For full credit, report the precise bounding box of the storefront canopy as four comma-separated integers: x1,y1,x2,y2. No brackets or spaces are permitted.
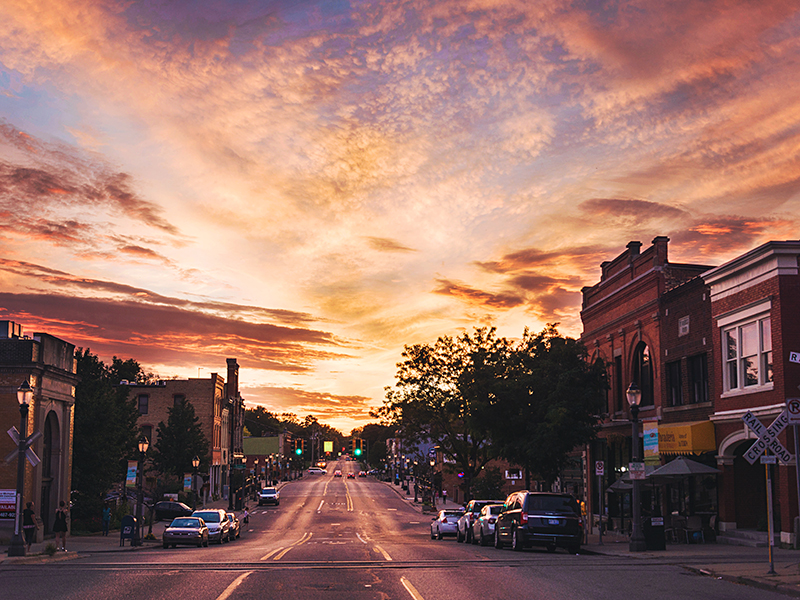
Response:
659,420,715,455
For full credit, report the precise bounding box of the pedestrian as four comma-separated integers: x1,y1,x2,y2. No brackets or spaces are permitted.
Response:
242,507,249,525
53,500,69,551
22,501,37,552
102,502,111,536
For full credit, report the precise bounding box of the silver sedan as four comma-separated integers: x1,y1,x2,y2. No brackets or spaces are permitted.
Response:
430,509,464,540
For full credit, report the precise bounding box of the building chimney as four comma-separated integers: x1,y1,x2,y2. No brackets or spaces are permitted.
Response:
227,358,239,398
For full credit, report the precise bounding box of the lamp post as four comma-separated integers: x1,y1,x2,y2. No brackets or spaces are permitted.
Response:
627,382,647,552
9,380,33,557
429,457,436,510
134,435,149,546
192,455,200,511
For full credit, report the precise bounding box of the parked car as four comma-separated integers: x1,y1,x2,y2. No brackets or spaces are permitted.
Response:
258,486,280,506
457,499,504,543
162,516,209,548
430,509,464,540
192,509,231,544
154,501,193,522
308,467,326,474
472,504,504,546
494,491,582,553
226,512,240,540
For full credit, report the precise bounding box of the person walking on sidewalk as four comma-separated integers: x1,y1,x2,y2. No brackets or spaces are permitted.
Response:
53,500,69,551
22,501,37,552
101,502,111,536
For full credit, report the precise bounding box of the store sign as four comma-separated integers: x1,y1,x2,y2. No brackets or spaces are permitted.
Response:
629,462,646,480
0,489,15,520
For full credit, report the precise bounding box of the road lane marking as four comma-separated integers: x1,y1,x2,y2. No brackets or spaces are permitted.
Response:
356,533,368,544
343,479,354,511
273,532,312,560
260,548,281,560
401,577,425,600
374,544,392,561
216,571,252,600
317,500,325,512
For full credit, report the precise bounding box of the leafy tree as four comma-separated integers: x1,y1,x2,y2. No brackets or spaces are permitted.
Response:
471,467,506,500
152,398,210,479
72,350,143,523
490,325,607,487
378,328,510,500
244,406,284,437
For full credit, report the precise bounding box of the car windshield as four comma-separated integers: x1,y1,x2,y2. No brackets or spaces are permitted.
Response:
194,512,220,522
525,495,579,514
170,518,200,528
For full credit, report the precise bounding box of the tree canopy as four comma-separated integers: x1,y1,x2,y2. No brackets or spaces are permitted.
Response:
152,398,210,479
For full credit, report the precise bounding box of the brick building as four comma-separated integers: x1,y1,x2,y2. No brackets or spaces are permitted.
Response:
703,241,800,543
129,358,244,501
0,321,79,541
580,238,716,530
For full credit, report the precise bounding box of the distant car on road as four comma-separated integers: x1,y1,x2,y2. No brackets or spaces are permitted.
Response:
192,509,231,544
430,509,464,540
334,470,343,477
358,471,367,478
346,472,355,479
308,467,326,474
154,501,193,522
457,499,504,543
162,517,209,548
258,486,280,506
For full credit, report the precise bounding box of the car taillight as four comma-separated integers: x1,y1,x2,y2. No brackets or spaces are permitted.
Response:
520,512,528,524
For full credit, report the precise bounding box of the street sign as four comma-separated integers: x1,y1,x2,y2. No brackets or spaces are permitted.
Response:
790,351,800,364
761,455,777,464
629,462,646,480
595,461,604,476
4,428,41,467
742,410,793,465
788,399,800,425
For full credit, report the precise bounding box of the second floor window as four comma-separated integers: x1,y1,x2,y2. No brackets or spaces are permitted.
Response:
724,316,772,392
666,360,682,407
138,394,149,415
688,354,708,404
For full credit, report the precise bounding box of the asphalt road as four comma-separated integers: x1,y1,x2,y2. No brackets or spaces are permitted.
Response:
0,460,781,599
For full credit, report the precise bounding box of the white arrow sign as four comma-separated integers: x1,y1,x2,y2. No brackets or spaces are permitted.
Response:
743,410,793,465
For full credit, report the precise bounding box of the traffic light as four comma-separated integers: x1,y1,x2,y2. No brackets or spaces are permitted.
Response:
353,438,362,457
295,439,304,455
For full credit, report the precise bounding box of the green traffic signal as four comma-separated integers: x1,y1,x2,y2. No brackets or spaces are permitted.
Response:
295,447,302,455
354,447,362,456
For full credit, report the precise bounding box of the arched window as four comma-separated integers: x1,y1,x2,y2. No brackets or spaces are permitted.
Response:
632,342,654,406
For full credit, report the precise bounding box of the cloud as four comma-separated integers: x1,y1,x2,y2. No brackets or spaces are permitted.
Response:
364,236,416,253
433,278,525,309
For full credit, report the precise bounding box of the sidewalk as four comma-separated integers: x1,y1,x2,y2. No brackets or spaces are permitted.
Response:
382,479,800,597
0,492,265,565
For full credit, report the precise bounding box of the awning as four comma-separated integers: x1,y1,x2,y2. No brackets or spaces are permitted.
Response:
658,421,715,455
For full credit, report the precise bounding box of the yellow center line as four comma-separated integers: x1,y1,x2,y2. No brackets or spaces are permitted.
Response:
400,577,425,600
216,572,252,600
273,532,312,560
374,544,392,561
260,548,281,561
344,479,353,511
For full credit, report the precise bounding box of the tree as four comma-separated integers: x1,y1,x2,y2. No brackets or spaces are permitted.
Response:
152,398,210,479
72,350,142,523
244,406,283,437
378,328,510,500
490,325,607,487
471,467,506,500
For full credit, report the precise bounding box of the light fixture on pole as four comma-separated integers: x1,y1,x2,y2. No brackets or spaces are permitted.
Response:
134,435,149,546
626,382,647,552
429,456,436,510
192,455,200,511
8,380,34,557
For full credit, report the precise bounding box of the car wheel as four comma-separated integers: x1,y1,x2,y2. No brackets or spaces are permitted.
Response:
466,527,473,544
204,539,209,547
494,528,503,549
456,528,464,543
163,542,169,549
431,527,436,540
197,542,202,548
218,536,224,545
437,529,443,540
512,529,523,552
546,543,556,553
479,530,488,546
472,529,480,545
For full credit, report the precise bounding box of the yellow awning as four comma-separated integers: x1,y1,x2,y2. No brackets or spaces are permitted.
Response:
659,421,716,455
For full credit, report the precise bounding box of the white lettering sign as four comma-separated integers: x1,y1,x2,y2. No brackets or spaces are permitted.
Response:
743,410,793,465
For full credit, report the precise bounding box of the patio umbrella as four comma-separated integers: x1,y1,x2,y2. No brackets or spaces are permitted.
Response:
648,456,719,481
607,479,633,493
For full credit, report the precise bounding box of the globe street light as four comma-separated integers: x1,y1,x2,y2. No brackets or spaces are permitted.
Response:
429,456,436,510
627,382,646,552
134,435,149,546
9,380,34,557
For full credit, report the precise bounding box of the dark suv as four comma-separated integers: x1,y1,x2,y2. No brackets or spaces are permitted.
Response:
494,491,582,554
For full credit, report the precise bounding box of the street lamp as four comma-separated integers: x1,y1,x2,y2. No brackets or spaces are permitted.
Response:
429,457,436,510
192,455,200,511
9,380,33,557
134,435,149,546
627,382,646,552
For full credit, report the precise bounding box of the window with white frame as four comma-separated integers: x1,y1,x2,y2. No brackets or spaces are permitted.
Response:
723,316,772,392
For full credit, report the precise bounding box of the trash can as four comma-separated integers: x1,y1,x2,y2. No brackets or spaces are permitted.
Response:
643,516,666,550
120,515,137,546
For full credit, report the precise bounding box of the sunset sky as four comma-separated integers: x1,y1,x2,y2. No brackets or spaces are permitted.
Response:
2,1,799,433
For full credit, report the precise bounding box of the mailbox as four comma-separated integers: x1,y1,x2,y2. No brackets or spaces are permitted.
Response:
120,515,137,546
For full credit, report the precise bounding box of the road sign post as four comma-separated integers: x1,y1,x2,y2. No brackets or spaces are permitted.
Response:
595,461,604,545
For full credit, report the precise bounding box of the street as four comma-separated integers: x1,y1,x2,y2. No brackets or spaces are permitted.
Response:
0,460,782,600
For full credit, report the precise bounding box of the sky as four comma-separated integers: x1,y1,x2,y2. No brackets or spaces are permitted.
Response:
2,0,799,434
